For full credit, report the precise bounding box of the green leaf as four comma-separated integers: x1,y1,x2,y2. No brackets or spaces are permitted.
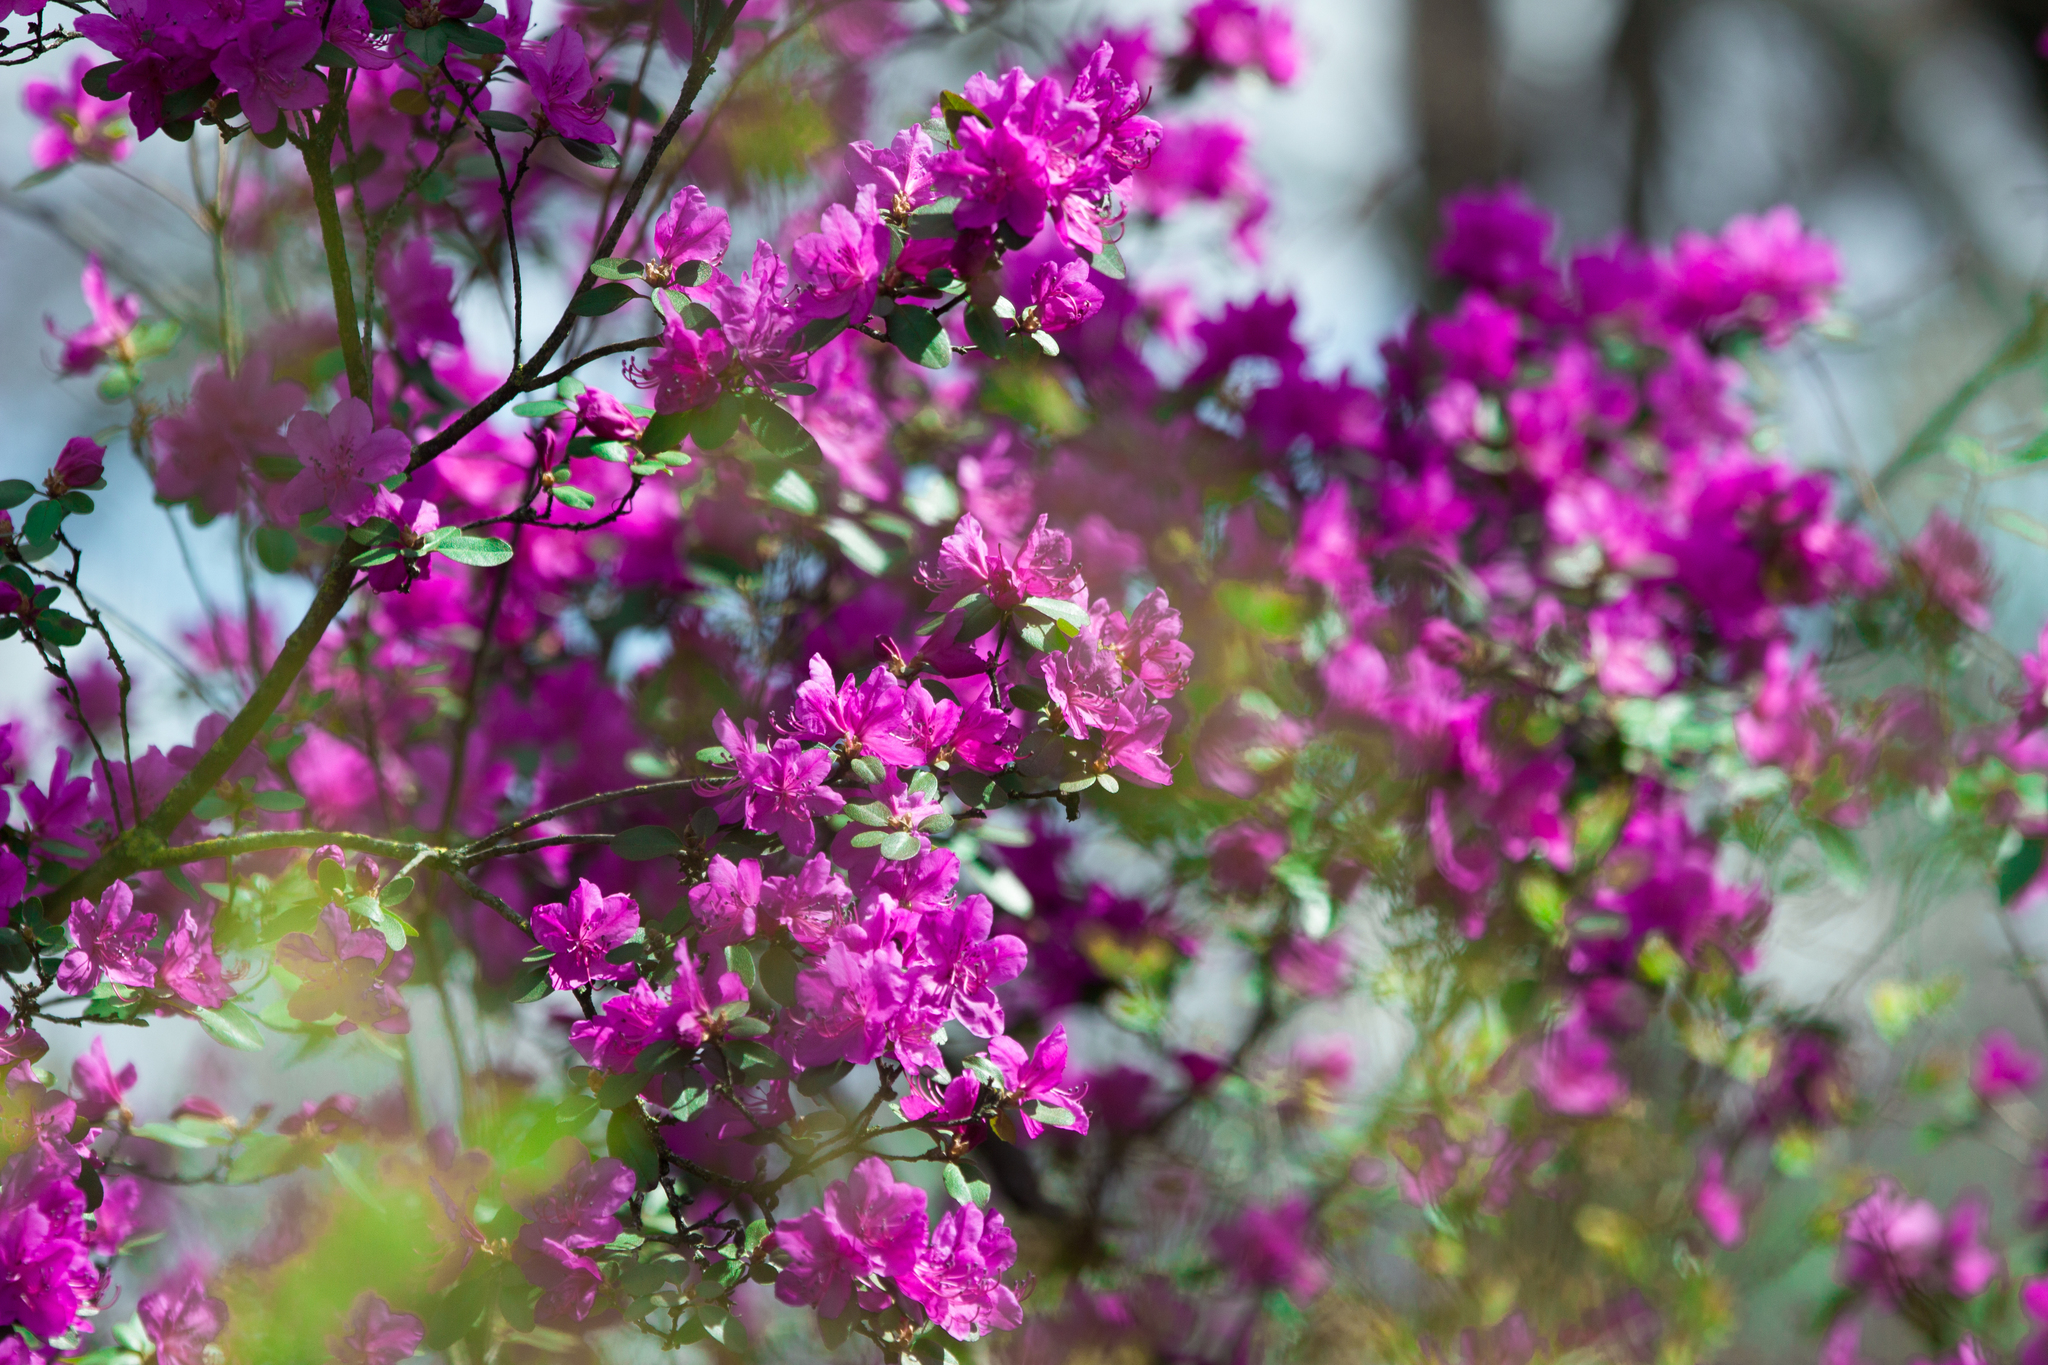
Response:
792,313,848,352
477,109,529,132
607,1108,661,1186
1085,241,1127,280
879,831,921,861
1811,822,1869,894
848,756,886,786
226,1132,302,1184
1988,507,2048,548
887,306,951,369
351,546,400,569
510,961,554,1003
965,305,1010,359
723,943,757,989
939,90,989,139
39,611,89,647
592,257,646,281
250,789,306,812
195,1003,265,1052
0,480,34,510
445,21,504,54
763,469,818,515
597,1069,646,1109
559,137,622,169
253,525,298,573
849,830,889,848
614,825,682,860
672,258,717,287
1215,580,1308,637
907,198,962,240
2000,837,2046,905
552,484,598,511
1024,595,1091,633
727,1038,789,1079
381,876,416,907
23,499,67,544
821,517,891,575
132,1121,229,1150
569,282,642,316
82,61,124,100
942,1161,991,1207
844,801,890,827
739,397,823,466
432,535,515,567
512,398,570,418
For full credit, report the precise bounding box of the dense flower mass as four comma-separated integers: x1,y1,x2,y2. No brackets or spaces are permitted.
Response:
0,0,2043,1362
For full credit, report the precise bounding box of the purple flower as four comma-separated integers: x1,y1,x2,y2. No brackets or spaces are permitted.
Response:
902,1202,1022,1339
377,239,464,361
57,879,157,995
575,389,644,443
1974,1029,2044,1101
1530,1019,1626,1116
74,0,211,141
275,904,408,1032
849,124,940,218
1096,683,1175,786
917,513,1083,611
986,1026,1088,1138
513,1156,635,1321
1434,187,1561,301
23,58,129,171
784,655,921,764
279,398,411,525
139,1266,229,1365
649,185,730,283
1040,631,1125,738
708,712,844,856
791,924,909,1069
1695,1153,1744,1248
688,856,762,950
1905,510,1993,631
899,682,1018,772
328,1292,425,1365
361,492,441,594
1214,1197,1325,1302
1181,0,1299,83
70,1037,135,1124
1022,258,1104,333
771,1157,927,1317
760,855,853,950
532,879,640,991
792,187,891,324
899,1070,980,1124
1837,1181,2001,1304
1208,822,1286,895
0,1154,97,1340
515,28,615,145
47,437,105,497
703,240,806,384
210,16,325,136
912,893,1025,1038
47,256,140,376
322,0,395,69
625,308,732,413
156,912,233,1010
154,356,306,519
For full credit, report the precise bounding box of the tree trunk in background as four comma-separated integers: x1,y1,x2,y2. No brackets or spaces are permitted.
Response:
1410,0,1505,221
1613,0,1679,237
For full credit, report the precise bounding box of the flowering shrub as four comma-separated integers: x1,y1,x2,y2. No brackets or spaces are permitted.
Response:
3,0,2048,1362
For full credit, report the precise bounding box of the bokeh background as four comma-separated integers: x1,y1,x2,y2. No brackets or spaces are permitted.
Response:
12,2,2048,1354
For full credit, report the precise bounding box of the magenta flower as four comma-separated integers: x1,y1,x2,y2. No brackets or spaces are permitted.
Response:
531,878,640,991
328,1292,424,1365
138,1266,229,1365
1973,1029,2044,1101
57,879,157,995
791,927,909,1069
759,854,853,949
703,240,806,383
48,255,140,376
279,398,411,525
361,492,441,594
0,1157,98,1340
1181,0,1299,83
792,186,891,324
515,28,615,145
1213,1197,1326,1302
625,308,732,413
513,1156,635,1321
708,712,844,855
912,893,1025,1038
1040,632,1124,737
275,903,408,1032
849,124,940,216
153,356,307,519
322,0,395,71
47,437,105,496
917,513,1084,611
1694,1153,1744,1248
1022,258,1104,334
1837,1182,2002,1304
899,1069,980,1124
24,57,130,170
376,238,464,360
1905,510,1994,631
210,16,325,136
688,856,762,951
784,655,921,764
986,1025,1088,1138
1096,684,1175,786
899,682,1018,772
575,389,644,443
902,1202,1022,1339
650,185,731,281
771,1157,927,1317
70,1037,136,1124
1530,1019,1626,1116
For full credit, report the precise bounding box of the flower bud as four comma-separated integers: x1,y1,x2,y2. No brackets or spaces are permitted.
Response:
576,389,646,443
47,436,105,495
